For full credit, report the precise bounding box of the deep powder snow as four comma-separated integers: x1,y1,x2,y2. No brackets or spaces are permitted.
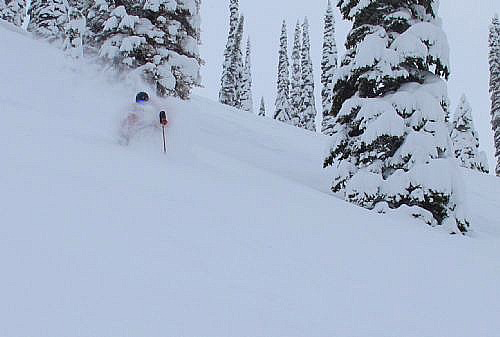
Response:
1,22,500,337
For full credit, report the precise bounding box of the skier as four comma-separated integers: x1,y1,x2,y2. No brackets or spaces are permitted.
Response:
118,92,168,145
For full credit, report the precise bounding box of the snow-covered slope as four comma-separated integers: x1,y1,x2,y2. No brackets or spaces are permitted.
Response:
1,22,500,337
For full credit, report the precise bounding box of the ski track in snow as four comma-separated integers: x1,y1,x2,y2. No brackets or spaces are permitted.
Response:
1,21,500,337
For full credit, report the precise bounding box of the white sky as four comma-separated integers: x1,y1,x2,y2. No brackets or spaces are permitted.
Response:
195,0,500,168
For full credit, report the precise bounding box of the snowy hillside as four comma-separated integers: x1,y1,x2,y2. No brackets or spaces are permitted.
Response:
1,21,500,337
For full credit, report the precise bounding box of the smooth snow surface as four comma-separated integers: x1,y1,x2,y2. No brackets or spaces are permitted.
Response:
1,22,500,337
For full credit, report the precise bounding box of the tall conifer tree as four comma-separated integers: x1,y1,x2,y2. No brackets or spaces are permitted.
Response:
299,17,316,131
231,15,245,108
240,38,253,112
489,14,500,176
451,95,489,173
290,20,302,126
324,0,470,233
321,0,338,136
219,0,240,106
274,20,292,123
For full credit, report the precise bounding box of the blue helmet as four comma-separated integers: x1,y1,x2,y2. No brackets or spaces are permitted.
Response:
136,92,149,103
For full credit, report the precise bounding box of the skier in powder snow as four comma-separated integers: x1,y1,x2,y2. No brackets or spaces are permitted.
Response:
118,92,168,145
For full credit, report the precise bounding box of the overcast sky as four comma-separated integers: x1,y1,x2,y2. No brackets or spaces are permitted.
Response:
195,0,500,169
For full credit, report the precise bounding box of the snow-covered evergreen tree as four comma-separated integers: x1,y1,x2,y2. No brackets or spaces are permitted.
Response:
219,0,240,107
63,7,86,58
274,20,291,123
28,0,69,42
93,0,202,99
324,0,470,233
299,17,316,131
259,96,266,117
240,38,253,112
85,0,113,51
0,0,27,27
489,14,500,176
230,15,245,108
67,0,87,13
289,20,302,126
141,0,202,98
96,5,145,69
320,0,337,136
451,95,489,173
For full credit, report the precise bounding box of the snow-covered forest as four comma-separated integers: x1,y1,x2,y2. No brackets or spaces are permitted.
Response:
215,0,499,233
1,0,203,98
1,0,500,336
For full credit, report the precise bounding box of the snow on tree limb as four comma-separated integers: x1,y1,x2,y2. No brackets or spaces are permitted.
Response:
325,0,470,234
87,0,201,99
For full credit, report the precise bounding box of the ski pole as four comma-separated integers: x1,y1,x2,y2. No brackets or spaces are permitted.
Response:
162,125,167,153
159,111,168,153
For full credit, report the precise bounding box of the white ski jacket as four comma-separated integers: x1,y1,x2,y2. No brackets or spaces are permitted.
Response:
118,99,165,145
